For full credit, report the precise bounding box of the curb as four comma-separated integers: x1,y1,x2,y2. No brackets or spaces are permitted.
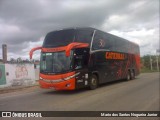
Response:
0,83,39,94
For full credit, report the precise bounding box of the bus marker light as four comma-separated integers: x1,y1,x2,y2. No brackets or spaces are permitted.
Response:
85,81,88,85
85,74,88,79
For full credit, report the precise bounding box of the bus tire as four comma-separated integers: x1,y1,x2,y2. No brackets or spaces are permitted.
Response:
89,75,98,90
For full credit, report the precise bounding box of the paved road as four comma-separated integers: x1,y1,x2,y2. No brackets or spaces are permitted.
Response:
0,73,159,119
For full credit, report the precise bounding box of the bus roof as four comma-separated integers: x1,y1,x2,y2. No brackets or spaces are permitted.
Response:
46,27,138,46
43,27,139,54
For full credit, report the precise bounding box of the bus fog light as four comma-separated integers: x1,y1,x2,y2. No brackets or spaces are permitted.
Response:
66,83,71,87
85,74,88,79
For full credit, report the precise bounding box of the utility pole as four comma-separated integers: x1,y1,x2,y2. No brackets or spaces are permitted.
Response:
156,49,160,71
156,56,159,71
150,55,153,71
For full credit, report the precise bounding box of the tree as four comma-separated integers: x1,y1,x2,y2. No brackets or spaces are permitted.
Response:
17,57,22,63
141,55,160,70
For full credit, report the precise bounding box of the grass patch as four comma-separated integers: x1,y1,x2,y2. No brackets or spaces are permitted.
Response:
140,67,159,73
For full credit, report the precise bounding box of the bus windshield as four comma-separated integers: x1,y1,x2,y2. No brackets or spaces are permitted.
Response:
40,51,74,73
43,29,75,48
43,28,93,48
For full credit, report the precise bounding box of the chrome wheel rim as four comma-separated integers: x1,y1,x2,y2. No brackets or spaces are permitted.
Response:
91,78,97,86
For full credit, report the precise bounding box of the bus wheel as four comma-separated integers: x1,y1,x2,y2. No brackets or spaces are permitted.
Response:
126,71,131,81
89,75,98,90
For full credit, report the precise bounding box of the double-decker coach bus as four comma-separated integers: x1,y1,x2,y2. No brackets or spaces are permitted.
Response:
30,27,140,90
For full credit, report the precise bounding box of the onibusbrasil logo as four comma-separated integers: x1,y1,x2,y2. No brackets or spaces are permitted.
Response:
2,112,42,117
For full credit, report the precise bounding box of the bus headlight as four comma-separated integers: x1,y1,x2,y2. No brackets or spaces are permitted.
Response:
40,72,80,83
63,72,80,81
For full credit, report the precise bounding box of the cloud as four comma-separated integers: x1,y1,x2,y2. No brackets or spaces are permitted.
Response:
109,28,159,55
0,0,159,60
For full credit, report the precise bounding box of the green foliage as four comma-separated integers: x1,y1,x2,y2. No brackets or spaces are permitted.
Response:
141,55,160,72
140,67,158,73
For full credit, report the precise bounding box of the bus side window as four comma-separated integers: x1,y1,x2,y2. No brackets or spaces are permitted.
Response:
92,31,103,50
74,49,89,69
93,31,114,51
74,55,83,69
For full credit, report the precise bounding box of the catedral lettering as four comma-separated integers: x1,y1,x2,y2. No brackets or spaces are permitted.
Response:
106,52,125,60
30,27,140,90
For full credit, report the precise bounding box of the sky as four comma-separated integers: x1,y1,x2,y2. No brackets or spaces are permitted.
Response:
0,0,159,60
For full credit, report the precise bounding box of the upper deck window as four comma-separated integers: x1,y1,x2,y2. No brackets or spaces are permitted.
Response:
76,30,93,44
43,28,94,48
43,29,75,48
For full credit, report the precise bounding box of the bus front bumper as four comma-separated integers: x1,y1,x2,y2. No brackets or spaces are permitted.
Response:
39,78,75,90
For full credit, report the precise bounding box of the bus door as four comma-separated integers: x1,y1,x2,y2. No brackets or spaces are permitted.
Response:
73,48,90,89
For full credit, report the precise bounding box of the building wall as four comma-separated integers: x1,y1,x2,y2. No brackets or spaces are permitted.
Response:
35,68,40,81
0,63,38,88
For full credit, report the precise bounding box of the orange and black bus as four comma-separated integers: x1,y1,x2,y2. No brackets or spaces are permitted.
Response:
30,27,140,90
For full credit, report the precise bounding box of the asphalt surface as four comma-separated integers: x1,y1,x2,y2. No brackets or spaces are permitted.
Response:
0,72,159,119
